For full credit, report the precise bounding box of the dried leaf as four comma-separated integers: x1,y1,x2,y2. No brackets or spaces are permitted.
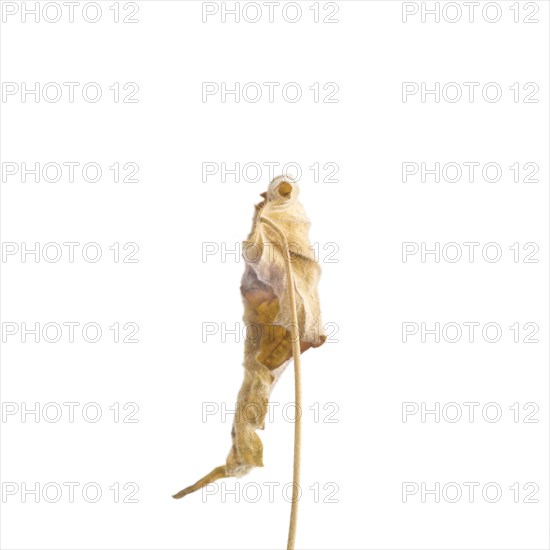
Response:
173,176,325,499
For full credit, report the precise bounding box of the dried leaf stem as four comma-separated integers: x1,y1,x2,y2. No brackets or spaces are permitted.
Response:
259,216,302,550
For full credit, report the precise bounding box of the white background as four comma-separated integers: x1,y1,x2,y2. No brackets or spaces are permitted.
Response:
1,1,549,549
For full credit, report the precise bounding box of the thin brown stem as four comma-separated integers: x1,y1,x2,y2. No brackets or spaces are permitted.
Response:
259,216,302,550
